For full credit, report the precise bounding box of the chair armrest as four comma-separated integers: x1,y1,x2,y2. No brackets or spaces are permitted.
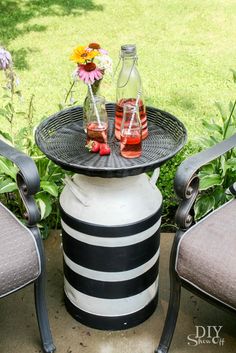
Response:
0,140,40,194
174,133,236,229
0,140,40,225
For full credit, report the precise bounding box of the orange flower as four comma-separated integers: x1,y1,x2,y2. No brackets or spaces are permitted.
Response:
70,45,98,64
88,43,101,50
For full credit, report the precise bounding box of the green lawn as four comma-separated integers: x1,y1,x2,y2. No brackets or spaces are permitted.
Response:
1,0,236,139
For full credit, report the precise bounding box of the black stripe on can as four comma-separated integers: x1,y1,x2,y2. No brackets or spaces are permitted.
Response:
64,291,158,331
60,204,162,237
62,229,160,272
63,259,159,299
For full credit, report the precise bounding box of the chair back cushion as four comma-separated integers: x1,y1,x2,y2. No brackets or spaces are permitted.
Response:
0,202,41,298
176,199,236,310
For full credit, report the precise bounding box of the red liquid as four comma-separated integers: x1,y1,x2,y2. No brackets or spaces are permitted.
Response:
87,122,108,143
115,98,148,140
120,130,142,158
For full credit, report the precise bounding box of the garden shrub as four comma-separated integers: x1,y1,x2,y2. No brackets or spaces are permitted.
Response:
0,47,71,238
158,141,199,231
193,73,236,221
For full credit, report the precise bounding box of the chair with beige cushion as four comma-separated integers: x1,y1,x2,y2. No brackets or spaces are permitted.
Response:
0,140,55,353
156,133,236,353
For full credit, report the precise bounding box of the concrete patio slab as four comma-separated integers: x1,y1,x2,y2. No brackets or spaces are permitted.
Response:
0,232,235,353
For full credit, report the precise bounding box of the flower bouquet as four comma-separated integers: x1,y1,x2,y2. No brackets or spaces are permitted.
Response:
70,42,112,85
70,43,112,155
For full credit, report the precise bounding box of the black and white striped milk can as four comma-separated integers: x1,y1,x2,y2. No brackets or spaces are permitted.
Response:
60,170,162,330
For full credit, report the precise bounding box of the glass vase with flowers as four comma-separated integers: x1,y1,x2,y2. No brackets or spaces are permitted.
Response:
70,42,112,132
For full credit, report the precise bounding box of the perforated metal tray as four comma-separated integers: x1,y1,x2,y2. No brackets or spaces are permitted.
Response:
35,103,187,177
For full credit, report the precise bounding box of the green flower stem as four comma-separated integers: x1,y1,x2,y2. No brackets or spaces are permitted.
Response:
27,94,34,130
5,67,16,145
64,80,75,104
223,98,236,139
223,98,236,160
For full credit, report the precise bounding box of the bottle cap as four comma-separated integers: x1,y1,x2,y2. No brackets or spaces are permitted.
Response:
120,44,137,57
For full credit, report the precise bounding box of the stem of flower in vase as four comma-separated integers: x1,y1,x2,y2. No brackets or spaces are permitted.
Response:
88,83,102,127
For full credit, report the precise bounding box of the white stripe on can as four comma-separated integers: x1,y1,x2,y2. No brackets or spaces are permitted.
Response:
64,277,159,317
64,248,160,282
61,218,161,247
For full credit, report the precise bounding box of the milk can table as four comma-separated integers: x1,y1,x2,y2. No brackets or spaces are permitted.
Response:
35,103,187,330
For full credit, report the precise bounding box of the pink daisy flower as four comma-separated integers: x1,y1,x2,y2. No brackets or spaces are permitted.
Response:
78,63,103,84
98,48,108,55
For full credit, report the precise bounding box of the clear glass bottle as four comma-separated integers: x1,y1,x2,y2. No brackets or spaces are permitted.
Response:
83,78,102,132
115,44,148,140
86,95,108,144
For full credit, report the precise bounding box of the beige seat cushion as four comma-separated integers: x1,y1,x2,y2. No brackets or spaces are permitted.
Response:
176,199,236,310
0,202,41,298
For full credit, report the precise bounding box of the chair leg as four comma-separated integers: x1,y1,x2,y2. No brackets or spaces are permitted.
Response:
155,232,183,353
155,274,181,353
34,273,56,353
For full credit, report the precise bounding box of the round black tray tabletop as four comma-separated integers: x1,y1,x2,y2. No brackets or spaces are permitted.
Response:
35,103,187,177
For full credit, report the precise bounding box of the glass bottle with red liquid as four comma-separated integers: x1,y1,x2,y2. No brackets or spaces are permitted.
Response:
120,103,142,158
115,44,148,140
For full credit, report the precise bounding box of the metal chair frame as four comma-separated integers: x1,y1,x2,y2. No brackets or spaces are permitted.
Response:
0,140,56,353
156,133,236,353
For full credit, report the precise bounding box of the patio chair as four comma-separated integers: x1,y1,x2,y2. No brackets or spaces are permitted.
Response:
156,133,236,353
0,140,56,353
